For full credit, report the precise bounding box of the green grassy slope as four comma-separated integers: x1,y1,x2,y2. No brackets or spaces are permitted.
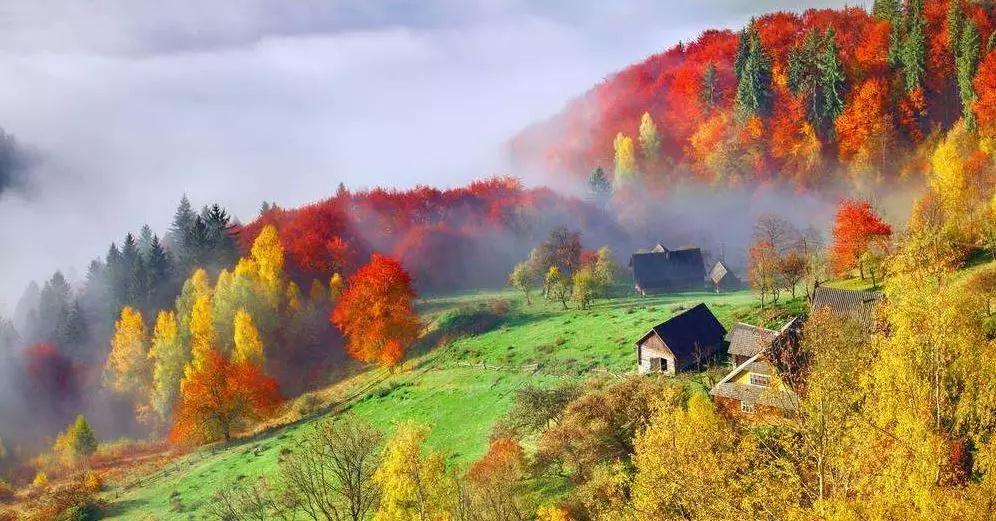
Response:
102,288,801,520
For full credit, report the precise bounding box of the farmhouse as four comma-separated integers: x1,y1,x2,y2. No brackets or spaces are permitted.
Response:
635,303,726,375
810,286,881,327
710,318,802,416
629,244,706,294
709,260,742,292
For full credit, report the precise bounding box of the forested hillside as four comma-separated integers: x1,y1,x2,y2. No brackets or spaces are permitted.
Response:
511,1,996,192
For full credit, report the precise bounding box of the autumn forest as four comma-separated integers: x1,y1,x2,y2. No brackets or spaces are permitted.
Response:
3,0,996,520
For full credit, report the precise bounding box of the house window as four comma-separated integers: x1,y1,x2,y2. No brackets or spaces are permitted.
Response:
649,358,667,372
741,401,755,413
749,374,771,387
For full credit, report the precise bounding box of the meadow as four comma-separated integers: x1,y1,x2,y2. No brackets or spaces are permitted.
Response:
101,286,803,519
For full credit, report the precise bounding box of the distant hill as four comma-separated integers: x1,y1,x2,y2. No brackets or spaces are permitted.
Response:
509,4,996,190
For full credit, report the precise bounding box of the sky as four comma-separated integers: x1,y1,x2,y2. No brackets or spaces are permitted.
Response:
0,0,854,312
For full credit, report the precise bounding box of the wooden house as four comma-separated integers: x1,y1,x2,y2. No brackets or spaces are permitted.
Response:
710,318,802,416
629,245,706,295
708,260,742,292
635,303,726,374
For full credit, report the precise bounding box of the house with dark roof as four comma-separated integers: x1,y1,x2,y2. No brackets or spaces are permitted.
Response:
810,286,881,327
629,245,706,295
635,303,726,375
709,260,742,292
710,317,802,416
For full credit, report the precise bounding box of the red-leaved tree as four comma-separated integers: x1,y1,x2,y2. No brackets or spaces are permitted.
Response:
830,199,892,278
331,254,420,367
170,349,281,444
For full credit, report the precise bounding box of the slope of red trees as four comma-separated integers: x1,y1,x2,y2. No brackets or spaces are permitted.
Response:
238,177,626,293
510,4,996,189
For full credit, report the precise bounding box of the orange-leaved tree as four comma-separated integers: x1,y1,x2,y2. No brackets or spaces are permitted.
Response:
331,254,419,367
830,199,892,278
170,349,280,444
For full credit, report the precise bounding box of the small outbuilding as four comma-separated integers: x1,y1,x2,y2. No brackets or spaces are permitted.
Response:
725,323,778,366
629,245,706,295
809,286,881,328
635,303,727,375
708,260,742,292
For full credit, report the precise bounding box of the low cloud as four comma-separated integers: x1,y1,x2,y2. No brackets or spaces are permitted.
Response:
0,0,851,311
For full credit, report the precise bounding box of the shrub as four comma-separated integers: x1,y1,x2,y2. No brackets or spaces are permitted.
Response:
295,394,322,417
0,510,17,521
31,472,47,490
28,481,105,521
490,299,511,315
0,480,13,503
82,472,102,493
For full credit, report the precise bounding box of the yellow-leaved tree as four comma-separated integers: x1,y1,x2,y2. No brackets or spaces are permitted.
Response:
104,306,151,405
188,294,216,373
632,393,799,520
232,309,264,366
613,132,637,186
251,224,285,303
638,112,660,165
149,310,186,423
374,423,456,521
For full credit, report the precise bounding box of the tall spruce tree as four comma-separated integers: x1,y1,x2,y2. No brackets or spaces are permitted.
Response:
735,25,773,120
201,204,237,269
37,271,71,346
788,30,824,127
701,63,718,110
900,0,927,93
820,28,847,133
138,224,154,257
956,19,981,126
145,234,174,311
121,233,147,307
587,167,612,207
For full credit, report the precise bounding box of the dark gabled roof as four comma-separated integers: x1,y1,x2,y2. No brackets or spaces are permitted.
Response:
630,247,706,289
638,303,727,361
810,287,881,323
726,323,778,357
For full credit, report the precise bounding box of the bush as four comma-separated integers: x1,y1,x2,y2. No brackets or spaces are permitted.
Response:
295,394,322,417
81,472,102,493
0,509,17,521
31,473,47,490
0,480,13,503
28,481,105,521
490,299,511,315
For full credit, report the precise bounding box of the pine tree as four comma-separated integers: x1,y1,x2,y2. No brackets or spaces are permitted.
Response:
788,30,824,128
946,0,964,68
735,26,773,120
59,298,88,359
138,224,154,257
587,167,612,207
37,271,71,346
900,0,927,93
820,27,847,132
956,20,981,126
638,112,661,164
202,203,237,268
701,63,718,110
734,27,750,79
122,233,148,308
145,234,174,310
872,0,899,20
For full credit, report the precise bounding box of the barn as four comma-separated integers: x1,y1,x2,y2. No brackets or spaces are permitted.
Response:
635,303,727,375
629,244,706,294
